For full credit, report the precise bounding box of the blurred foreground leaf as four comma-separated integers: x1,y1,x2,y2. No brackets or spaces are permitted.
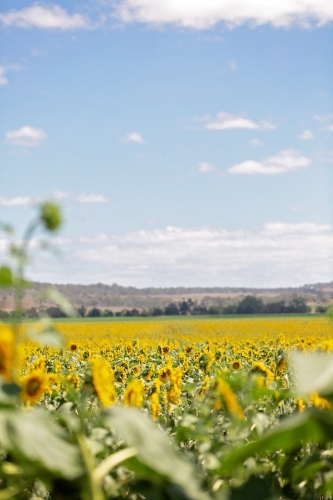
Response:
104,406,211,500
0,409,83,479
27,320,64,347
44,288,78,318
291,351,333,396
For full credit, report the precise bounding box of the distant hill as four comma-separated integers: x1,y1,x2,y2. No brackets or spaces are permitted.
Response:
0,280,332,312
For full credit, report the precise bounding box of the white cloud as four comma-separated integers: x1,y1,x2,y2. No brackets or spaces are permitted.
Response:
0,66,8,85
122,131,145,143
204,112,275,131
229,149,310,175
0,192,108,206
324,125,333,132
0,4,89,30
299,129,314,140
54,222,333,287
0,64,21,85
250,138,263,146
5,126,46,147
198,162,216,173
0,196,34,207
76,193,108,203
113,0,333,29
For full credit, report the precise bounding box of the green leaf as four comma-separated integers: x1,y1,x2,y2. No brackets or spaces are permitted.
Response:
291,455,331,483
291,351,333,396
1,383,21,396
44,288,78,317
104,406,211,500
229,476,274,500
0,408,83,479
219,410,333,475
0,266,14,287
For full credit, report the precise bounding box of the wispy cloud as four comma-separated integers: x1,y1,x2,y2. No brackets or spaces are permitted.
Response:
5,126,46,147
203,112,275,131
0,192,107,206
227,60,238,72
314,114,333,131
121,131,145,143
0,196,34,207
113,0,333,30
198,162,217,173
299,129,314,140
53,191,70,200
0,64,21,85
229,149,310,175
314,114,333,123
75,193,108,203
0,4,90,30
79,234,108,243
250,138,263,146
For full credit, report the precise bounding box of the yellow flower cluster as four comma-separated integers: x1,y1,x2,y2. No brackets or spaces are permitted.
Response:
0,316,332,415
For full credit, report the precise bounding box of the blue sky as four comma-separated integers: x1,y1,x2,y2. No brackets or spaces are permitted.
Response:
1,1,333,287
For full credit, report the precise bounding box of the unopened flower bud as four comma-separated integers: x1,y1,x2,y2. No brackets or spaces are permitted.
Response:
40,202,63,232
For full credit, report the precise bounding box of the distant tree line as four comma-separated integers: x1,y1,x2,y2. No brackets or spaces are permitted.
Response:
1,295,329,319
74,296,313,317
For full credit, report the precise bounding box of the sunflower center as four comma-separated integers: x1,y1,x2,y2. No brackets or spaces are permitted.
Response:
26,378,41,396
0,351,5,371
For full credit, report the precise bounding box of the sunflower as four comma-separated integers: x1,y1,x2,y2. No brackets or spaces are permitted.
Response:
91,358,116,407
215,378,243,420
123,380,144,407
20,371,49,404
53,360,62,373
199,376,210,398
131,365,140,377
251,361,274,385
67,373,81,388
0,340,13,382
149,391,160,419
296,398,305,412
114,366,126,383
158,366,171,383
309,392,332,410
142,364,154,381
230,360,242,370
125,345,132,355
47,373,60,393
70,344,78,352
31,357,46,371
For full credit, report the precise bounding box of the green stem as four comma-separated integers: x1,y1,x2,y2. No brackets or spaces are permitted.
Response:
11,219,38,383
76,434,104,500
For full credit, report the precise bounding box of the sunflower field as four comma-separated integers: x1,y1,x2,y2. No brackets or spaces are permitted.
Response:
2,203,333,500
1,315,333,500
